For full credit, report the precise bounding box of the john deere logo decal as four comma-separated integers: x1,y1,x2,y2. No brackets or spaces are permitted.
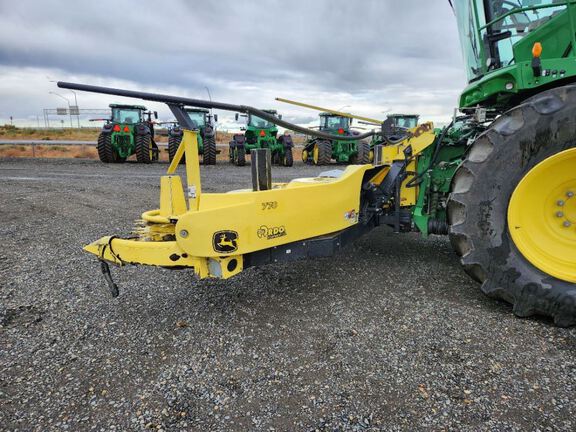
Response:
213,231,238,253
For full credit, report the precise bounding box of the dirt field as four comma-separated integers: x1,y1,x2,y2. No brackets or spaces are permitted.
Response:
0,125,240,143
0,125,103,141
1,157,575,431
0,125,233,161
0,126,306,160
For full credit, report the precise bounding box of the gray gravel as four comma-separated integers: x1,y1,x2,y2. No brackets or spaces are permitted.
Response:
1,157,575,431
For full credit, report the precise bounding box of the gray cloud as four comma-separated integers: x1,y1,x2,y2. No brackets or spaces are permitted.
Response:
0,0,466,127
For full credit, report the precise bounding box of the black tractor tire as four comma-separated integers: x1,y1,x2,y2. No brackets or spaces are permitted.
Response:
447,84,576,327
97,132,123,163
135,133,153,164
229,145,235,164
314,140,332,165
168,135,184,164
151,141,159,162
351,141,371,164
203,135,217,165
235,146,246,167
283,148,294,167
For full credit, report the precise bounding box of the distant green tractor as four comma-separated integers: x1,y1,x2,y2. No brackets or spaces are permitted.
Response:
229,110,293,167
97,104,159,163
167,108,218,165
301,113,370,165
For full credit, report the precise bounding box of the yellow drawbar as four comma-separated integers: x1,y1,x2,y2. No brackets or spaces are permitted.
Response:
83,124,437,280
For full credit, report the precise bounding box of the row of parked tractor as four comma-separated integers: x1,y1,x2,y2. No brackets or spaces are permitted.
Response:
95,102,419,166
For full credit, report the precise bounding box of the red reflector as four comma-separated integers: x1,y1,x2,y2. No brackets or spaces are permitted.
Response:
260,130,266,137
338,128,344,134
113,124,121,132
123,126,130,132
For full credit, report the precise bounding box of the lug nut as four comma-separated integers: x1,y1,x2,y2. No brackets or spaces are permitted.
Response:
557,200,565,206
179,230,189,238
556,211,564,218
563,221,572,228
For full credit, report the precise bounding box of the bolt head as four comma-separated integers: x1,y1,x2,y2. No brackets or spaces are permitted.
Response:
556,211,564,218
557,200,565,207
179,230,189,238
567,191,574,198
563,221,572,228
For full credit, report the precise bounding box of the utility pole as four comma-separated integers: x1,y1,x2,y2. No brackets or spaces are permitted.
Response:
205,86,214,116
49,91,73,128
68,89,80,128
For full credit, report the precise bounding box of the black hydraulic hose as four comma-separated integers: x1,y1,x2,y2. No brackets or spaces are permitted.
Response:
57,82,376,142
404,121,452,189
100,261,119,297
379,133,409,146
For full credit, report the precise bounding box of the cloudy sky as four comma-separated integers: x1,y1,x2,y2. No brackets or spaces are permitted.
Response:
0,0,465,129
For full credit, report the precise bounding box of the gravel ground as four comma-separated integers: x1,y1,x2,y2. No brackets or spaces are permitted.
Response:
1,157,575,431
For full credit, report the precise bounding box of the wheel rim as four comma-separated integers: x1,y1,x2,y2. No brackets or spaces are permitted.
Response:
313,145,319,164
508,148,576,282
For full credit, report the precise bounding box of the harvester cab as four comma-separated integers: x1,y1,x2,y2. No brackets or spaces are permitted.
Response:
168,108,218,165
97,104,159,164
374,113,422,142
387,114,419,130
276,98,372,166
453,0,576,108
229,110,293,167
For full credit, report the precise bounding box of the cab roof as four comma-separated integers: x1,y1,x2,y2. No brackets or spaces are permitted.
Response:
320,112,351,118
387,113,419,118
185,107,209,114
109,103,147,110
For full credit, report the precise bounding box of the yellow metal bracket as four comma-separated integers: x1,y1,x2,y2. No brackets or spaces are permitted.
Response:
377,122,436,165
369,122,436,207
167,130,202,211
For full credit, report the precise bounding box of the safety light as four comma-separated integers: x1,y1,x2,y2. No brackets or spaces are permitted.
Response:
532,42,543,77
532,42,542,58
338,128,344,134
113,124,121,132
123,126,130,132
260,130,266,137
